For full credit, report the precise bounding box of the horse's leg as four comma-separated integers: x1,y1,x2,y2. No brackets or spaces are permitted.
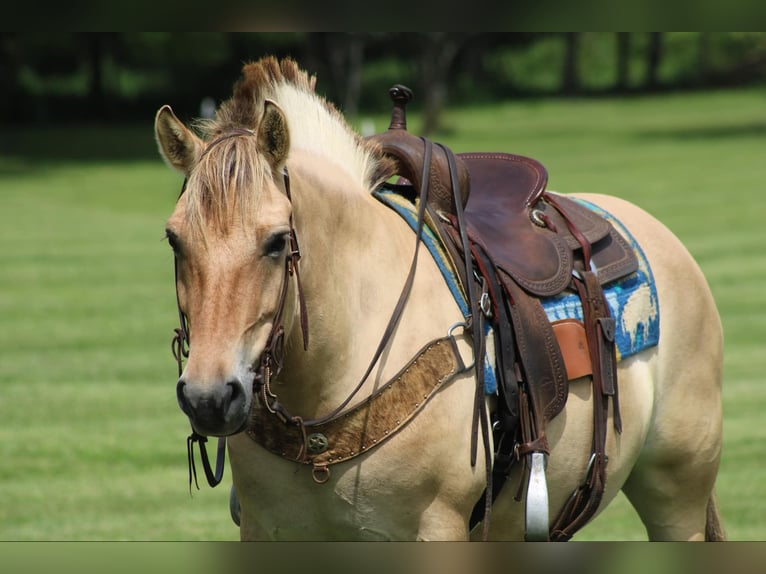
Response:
577,193,724,541
415,502,471,541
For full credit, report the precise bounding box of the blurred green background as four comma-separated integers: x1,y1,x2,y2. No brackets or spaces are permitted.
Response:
1,33,765,540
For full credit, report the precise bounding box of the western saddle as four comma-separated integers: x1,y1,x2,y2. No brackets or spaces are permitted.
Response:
366,85,639,541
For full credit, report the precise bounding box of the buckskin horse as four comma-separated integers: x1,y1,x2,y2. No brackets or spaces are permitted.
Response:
155,57,724,541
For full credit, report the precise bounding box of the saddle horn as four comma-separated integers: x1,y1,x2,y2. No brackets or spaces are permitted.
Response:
365,84,470,214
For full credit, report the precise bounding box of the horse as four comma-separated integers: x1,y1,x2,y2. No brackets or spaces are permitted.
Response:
154,57,724,541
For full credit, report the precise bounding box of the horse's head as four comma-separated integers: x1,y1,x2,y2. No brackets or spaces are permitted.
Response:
155,101,295,437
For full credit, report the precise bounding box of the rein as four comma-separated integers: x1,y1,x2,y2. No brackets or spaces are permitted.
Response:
253,139,449,457
259,139,436,429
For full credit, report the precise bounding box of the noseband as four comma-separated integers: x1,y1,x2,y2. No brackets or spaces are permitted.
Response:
171,128,308,490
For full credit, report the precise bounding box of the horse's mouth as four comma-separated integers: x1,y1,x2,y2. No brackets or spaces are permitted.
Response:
185,407,251,438
177,379,253,437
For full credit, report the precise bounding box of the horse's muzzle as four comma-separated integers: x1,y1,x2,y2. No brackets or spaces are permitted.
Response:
176,378,251,437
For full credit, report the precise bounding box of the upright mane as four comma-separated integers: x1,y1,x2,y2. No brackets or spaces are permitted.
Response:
182,57,395,236
198,57,394,193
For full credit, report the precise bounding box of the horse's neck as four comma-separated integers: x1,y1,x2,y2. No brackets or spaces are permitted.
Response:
276,152,431,417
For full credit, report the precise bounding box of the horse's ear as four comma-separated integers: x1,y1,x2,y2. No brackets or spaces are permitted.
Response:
257,99,290,170
155,105,204,175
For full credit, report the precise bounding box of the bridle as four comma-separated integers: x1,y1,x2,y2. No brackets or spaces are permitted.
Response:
171,130,486,523
171,127,309,490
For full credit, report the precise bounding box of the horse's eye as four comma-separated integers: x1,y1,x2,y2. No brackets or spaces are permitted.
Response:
264,233,288,258
165,229,181,253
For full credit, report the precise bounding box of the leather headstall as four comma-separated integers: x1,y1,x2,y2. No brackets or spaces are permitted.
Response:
171,127,308,491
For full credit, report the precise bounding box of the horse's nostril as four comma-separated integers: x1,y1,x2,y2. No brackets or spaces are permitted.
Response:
225,379,247,421
227,380,242,400
227,379,245,405
176,380,191,413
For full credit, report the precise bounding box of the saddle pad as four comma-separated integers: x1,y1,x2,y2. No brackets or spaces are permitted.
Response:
372,189,660,391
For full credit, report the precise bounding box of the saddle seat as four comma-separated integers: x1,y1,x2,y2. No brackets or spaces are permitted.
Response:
458,152,638,297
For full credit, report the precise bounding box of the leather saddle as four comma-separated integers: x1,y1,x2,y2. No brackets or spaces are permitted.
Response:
365,85,637,299
366,85,639,540
367,85,470,215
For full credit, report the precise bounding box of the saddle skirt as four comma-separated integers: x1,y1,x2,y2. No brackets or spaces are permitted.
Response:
458,153,639,297
542,197,660,362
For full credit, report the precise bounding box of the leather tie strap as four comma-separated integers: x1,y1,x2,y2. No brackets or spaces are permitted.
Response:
541,195,620,540
433,142,494,541
187,431,226,490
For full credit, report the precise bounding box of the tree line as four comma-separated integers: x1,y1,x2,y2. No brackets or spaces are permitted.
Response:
2,32,765,132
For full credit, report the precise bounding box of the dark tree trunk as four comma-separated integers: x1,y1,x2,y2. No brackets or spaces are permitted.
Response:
697,32,711,86
646,32,663,90
562,32,579,95
0,34,22,122
419,33,464,136
310,33,366,117
83,33,108,118
338,34,364,117
616,32,631,92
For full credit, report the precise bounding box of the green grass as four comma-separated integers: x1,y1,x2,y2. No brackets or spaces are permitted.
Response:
2,86,765,540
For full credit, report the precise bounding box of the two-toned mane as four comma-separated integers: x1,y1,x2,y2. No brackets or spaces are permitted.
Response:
155,56,724,541
160,58,393,235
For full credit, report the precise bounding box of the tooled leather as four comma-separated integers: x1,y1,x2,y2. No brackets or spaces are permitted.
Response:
247,337,460,467
500,275,569,425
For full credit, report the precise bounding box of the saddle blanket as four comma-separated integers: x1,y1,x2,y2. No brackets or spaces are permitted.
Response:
373,189,660,394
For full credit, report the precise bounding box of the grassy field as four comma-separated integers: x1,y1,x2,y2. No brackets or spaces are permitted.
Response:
1,87,764,541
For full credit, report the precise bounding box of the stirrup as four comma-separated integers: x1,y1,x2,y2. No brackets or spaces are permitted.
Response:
525,451,550,541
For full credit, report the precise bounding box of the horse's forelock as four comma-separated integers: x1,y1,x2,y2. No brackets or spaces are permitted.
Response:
183,135,269,238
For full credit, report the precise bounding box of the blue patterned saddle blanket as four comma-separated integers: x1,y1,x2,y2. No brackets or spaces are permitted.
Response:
373,189,660,394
